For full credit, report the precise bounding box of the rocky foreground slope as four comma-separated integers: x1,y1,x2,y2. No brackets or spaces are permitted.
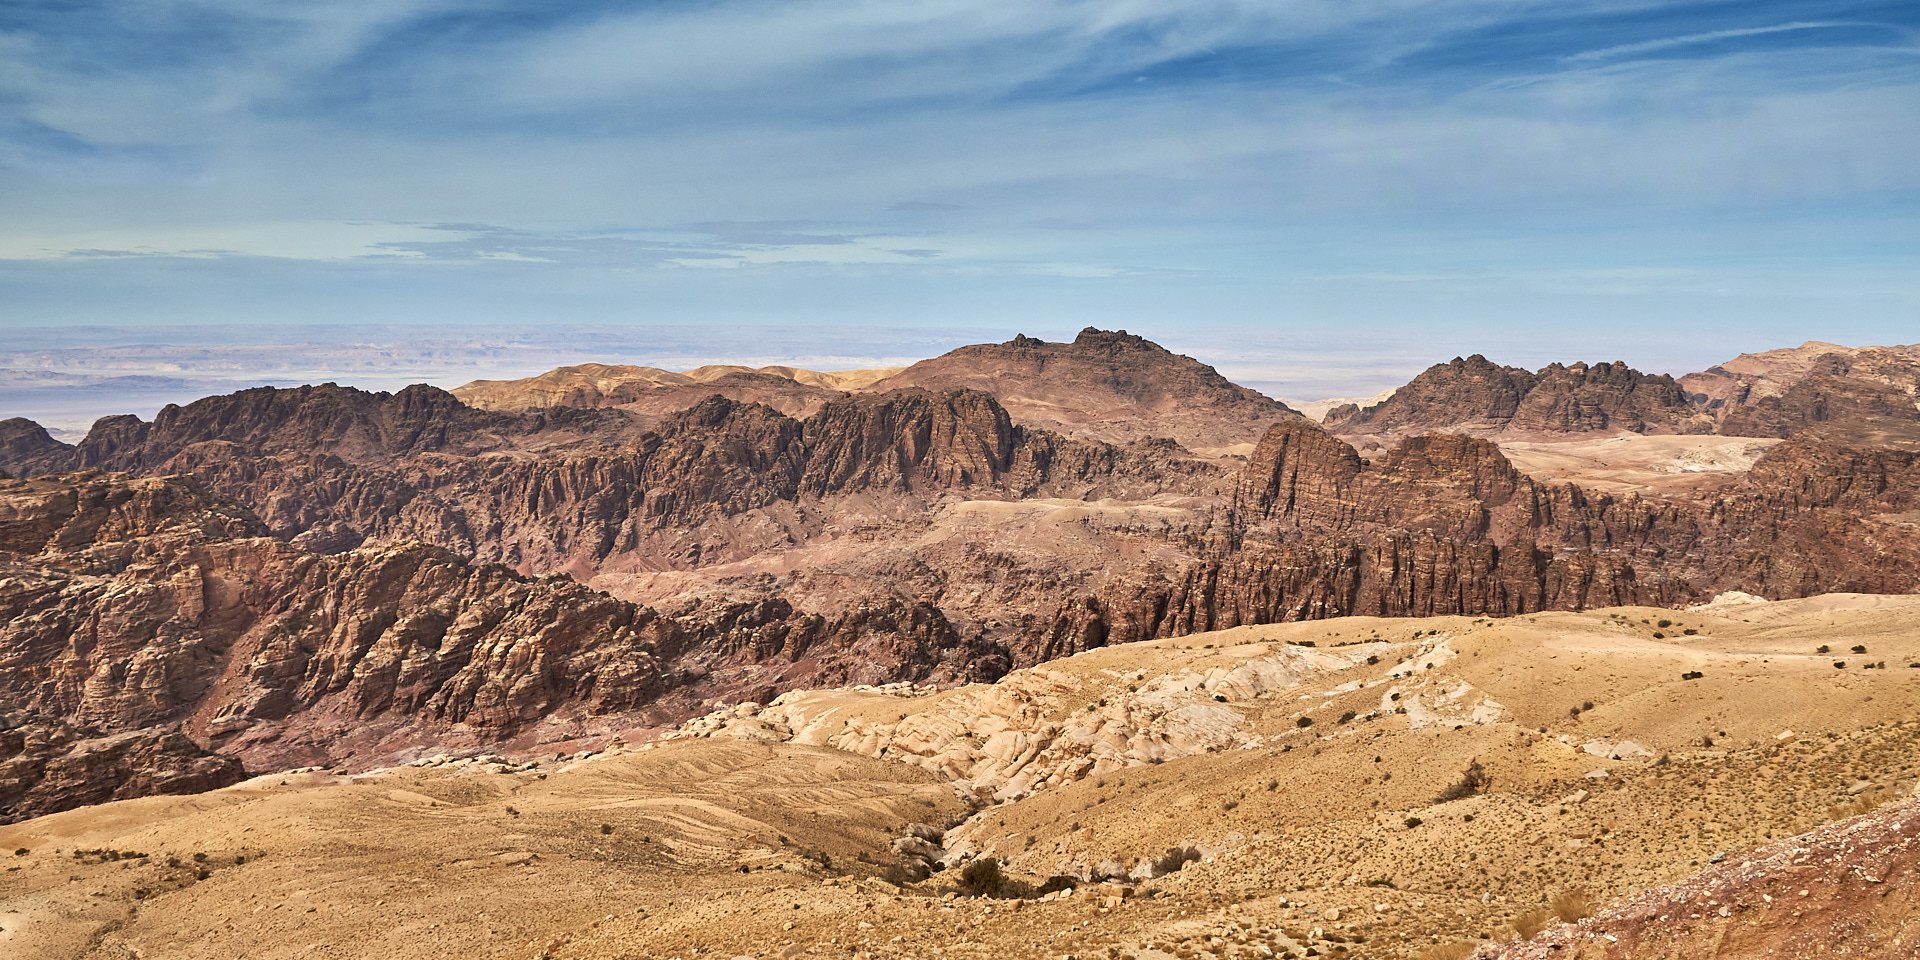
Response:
1,596,1913,959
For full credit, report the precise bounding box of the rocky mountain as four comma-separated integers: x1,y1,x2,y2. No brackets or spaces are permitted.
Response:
5,332,1920,821
454,329,1307,454
863,328,1303,452
1326,355,1711,439
1683,346,1920,437
0,471,1006,818
0,417,76,476
1680,340,1920,406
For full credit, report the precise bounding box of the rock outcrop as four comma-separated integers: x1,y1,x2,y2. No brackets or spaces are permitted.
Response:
0,719,245,824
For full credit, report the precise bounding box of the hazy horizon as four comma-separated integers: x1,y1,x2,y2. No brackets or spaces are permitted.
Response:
3,320,1904,440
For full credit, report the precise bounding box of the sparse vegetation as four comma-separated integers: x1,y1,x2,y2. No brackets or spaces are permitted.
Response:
1404,816,1423,829
1551,888,1593,923
1435,759,1490,803
958,857,1017,897
1513,906,1555,939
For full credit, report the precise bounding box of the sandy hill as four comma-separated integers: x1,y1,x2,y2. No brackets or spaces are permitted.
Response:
4,595,1915,959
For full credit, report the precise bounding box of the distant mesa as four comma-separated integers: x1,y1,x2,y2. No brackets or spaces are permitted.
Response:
452,328,1303,454
452,362,905,423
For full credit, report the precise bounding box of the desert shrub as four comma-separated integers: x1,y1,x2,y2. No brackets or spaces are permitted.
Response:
599,824,613,835
1338,710,1357,724
958,857,1007,897
1297,716,1314,728
1150,845,1203,876
1513,906,1554,939
1404,817,1423,829
1435,760,1490,803
1036,874,1079,895
1551,889,1593,923
881,862,929,886
1652,631,1665,639
1817,645,1831,654
1851,644,1868,654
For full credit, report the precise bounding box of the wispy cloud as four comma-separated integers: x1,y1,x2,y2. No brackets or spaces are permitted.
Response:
1565,21,1889,62
0,0,1915,357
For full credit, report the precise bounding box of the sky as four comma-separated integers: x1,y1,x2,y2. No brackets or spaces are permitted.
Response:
2,1,1918,413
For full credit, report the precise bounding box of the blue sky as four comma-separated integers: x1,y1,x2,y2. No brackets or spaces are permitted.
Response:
2,1,1918,397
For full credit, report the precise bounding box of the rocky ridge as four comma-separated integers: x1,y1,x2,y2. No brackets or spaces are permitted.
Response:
1326,355,1711,439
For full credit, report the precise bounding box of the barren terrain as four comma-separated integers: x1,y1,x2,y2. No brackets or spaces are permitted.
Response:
4,595,1914,960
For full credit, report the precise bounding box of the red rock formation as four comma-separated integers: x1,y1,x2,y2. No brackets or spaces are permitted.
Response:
0,719,244,824
0,472,1006,816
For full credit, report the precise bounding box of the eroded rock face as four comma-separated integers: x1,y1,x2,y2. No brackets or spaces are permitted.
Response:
0,719,244,824
0,472,1006,815
1329,356,1711,438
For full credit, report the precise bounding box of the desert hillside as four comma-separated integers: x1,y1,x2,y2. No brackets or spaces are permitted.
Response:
3,595,1914,959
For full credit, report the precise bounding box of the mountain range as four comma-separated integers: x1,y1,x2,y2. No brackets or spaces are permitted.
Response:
2,329,1918,821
